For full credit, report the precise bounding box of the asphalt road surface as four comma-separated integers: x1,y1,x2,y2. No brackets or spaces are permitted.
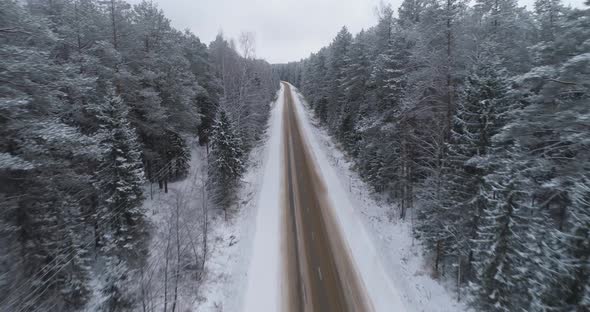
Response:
281,82,371,312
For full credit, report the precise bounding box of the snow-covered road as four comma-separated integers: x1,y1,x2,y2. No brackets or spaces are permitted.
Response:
242,82,408,311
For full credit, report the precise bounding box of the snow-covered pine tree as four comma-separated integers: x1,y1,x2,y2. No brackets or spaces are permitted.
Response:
0,2,98,309
6,194,94,312
474,0,534,73
355,134,389,193
94,88,147,311
533,176,590,311
208,111,245,213
168,131,191,181
511,5,589,307
526,8,590,307
415,119,454,274
301,50,329,111
466,59,547,311
440,52,510,280
398,0,426,28
95,87,147,259
470,149,541,311
337,31,371,156
100,255,136,312
341,30,371,108
415,169,456,277
369,28,409,114
325,27,352,130
534,0,566,42
407,0,467,136
52,198,93,310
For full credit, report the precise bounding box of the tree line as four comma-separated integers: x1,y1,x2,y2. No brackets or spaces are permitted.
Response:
0,0,278,311
277,0,589,310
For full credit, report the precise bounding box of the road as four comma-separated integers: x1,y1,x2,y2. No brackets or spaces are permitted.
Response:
281,82,371,312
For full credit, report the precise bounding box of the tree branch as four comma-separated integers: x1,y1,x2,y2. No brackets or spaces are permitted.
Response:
548,78,577,85
0,28,31,35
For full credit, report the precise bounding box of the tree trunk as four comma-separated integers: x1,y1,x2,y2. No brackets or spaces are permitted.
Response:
457,255,462,301
435,239,443,278
172,200,180,312
202,182,208,272
163,226,172,312
445,0,454,138
109,0,118,50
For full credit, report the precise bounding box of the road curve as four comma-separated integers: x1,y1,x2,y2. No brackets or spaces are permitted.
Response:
281,82,371,312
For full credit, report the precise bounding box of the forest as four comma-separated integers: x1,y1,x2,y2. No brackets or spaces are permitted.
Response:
276,0,590,310
0,0,278,310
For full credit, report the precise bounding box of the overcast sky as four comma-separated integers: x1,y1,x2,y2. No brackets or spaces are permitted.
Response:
127,0,587,64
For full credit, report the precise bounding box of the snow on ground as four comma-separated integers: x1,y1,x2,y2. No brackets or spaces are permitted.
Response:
240,84,285,312
195,138,269,312
140,140,208,312
198,86,285,312
290,84,467,312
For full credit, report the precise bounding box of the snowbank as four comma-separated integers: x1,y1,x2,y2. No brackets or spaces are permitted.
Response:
239,84,285,312
196,136,270,312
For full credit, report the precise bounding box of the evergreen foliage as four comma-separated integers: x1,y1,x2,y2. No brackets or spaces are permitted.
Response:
208,111,245,211
0,0,278,310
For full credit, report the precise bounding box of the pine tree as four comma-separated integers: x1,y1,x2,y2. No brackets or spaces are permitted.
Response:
94,88,147,311
337,31,372,155
167,131,191,181
398,0,426,27
534,176,590,311
439,53,510,278
342,31,371,106
53,199,93,309
208,111,245,213
95,88,147,257
473,0,534,73
100,256,136,312
301,50,329,110
415,163,456,276
0,2,98,309
325,27,352,129
370,7,410,115
527,11,590,308
471,151,540,311
534,0,566,42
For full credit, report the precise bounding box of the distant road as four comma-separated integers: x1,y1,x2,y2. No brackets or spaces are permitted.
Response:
281,82,371,312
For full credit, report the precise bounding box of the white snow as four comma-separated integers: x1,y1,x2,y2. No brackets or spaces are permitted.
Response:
240,84,285,312
196,138,269,312
139,140,208,312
